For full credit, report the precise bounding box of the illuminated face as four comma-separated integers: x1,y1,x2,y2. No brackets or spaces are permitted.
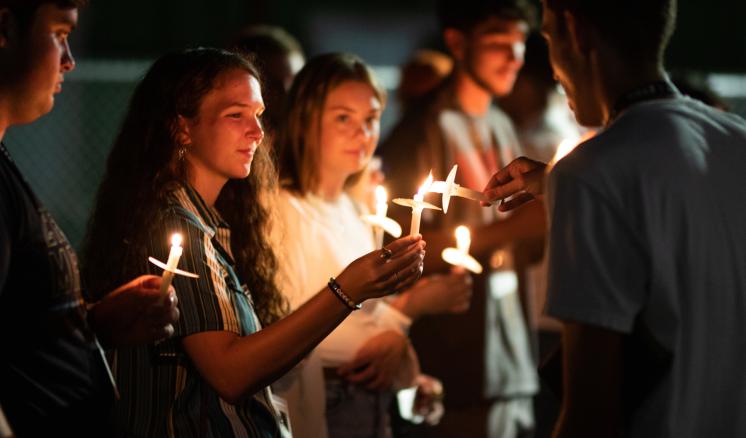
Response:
4,4,77,125
541,6,603,126
182,69,265,185
462,17,529,97
318,80,382,180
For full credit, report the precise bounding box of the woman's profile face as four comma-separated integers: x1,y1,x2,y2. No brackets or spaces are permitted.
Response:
318,80,382,180
181,68,265,185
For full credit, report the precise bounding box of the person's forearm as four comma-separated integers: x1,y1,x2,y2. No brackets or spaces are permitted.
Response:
471,200,547,258
552,405,618,438
186,287,351,403
394,341,420,389
389,291,423,320
552,322,622,438
416,201,546,273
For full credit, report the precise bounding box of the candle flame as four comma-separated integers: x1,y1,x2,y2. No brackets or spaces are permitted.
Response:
417,171,434,198
375,185,387,203
551,138,578,165
550,131,596,166
456,225,471,253
171,233,183,247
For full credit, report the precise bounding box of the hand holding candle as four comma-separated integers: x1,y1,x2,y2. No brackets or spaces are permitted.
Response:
158,234,183,297
441,225,483,274
148,233,198,301
393,172,441,236
361,185,403,249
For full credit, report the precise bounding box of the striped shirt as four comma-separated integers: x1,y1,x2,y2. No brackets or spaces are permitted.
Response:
111,183,286,437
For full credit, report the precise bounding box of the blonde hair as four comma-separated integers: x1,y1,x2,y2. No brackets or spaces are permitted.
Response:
277,52,386,195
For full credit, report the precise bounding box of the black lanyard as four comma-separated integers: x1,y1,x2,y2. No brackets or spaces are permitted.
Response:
608,80,679,124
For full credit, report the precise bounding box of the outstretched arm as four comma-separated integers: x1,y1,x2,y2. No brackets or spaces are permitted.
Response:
182,236,426,404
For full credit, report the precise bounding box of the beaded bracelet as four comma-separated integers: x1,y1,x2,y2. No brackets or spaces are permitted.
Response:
327,277,362,311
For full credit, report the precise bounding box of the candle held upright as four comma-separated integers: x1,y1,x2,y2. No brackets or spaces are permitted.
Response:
456,225,471,262
159,233,183,297
442,225,482,274
411,173,433,236
361,185,403,248
393,171,441,237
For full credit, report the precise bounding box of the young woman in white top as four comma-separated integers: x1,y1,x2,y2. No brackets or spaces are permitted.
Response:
273,53,472,438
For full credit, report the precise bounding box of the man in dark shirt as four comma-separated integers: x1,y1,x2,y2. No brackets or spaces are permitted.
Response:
0,1,179,435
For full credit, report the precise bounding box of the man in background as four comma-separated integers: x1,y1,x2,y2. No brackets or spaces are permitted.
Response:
381,0,544,436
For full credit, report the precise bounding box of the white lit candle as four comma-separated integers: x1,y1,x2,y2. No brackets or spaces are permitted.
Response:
374,185,388,249
456,225,471,260
550,138,577,165
159,233,183,297
362,185,403,248
441,225,482,274
410,173,434,236
393,172,441,237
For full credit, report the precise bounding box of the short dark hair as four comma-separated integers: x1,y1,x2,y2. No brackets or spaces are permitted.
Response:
437,0,537,32
227,25,304,139
543,0,677,63
0,0,87,33
228,24,303,59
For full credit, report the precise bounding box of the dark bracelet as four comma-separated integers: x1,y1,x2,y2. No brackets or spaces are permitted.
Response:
327,277,361,311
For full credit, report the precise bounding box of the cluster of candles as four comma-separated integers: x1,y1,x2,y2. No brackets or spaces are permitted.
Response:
366,165,484,274
153,164,489,297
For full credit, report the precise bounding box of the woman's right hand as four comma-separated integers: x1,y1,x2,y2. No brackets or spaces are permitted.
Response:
402,268,473,318
336,235,426,304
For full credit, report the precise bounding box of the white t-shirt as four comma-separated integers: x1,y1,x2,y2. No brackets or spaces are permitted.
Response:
546,96,746,437
272,189,415,438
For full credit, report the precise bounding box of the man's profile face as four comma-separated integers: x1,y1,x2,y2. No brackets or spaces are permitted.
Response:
4,3,77,126
462,17,528,97
541,6,603,126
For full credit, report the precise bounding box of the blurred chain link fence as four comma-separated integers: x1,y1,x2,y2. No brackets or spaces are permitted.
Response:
4,60,746,251
4,60,150,249
1,60,403,251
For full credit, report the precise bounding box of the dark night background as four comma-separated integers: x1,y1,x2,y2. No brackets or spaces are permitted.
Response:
6,0,746,248
73,0,746,71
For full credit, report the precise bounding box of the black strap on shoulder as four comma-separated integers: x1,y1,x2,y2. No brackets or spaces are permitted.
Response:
609,80,679,124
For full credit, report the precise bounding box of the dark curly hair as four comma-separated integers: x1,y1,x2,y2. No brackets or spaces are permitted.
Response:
82,47,287,326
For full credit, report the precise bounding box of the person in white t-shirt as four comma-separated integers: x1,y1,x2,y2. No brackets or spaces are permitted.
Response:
481,0,746,436
272,53,472,438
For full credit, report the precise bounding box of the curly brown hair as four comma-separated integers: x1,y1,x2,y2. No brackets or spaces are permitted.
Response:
82,48,287,326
